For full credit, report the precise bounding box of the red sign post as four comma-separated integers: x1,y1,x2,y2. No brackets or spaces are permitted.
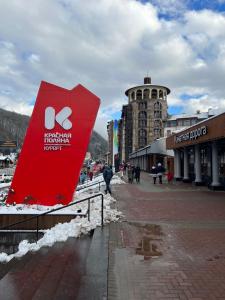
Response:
7,81,100,206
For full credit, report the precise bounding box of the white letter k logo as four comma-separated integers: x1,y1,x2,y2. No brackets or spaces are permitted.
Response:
45,107,72,130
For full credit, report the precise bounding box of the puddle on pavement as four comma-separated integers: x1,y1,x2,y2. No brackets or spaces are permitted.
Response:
131,223,163,260
136,236,162,260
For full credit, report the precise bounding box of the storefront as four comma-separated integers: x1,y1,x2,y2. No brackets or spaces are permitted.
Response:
166,112,225,190
129,138,174,173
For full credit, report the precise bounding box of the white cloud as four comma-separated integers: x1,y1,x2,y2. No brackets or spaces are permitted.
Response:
149,0,187,17
0,0,225,138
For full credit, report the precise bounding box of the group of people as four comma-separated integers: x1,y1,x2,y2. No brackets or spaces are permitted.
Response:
150,163,166,184
127,165,141,184
118,162,141,184
81,160,172,196
79,168,94,184
118,161,169,184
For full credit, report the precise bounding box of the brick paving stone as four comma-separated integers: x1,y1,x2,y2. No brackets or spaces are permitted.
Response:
108,172,225,300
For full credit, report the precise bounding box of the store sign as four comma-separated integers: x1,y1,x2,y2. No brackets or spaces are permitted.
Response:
7,81,100,206
175,125,207,144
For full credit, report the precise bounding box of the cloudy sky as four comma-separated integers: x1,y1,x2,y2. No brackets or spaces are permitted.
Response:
1,0,225,138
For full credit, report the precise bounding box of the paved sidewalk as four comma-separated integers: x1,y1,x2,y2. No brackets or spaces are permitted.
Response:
109,172,225,300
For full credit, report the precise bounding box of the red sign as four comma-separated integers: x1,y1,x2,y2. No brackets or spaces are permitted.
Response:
7,81,100,206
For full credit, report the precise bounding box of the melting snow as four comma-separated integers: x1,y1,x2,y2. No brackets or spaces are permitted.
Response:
0,174,125,263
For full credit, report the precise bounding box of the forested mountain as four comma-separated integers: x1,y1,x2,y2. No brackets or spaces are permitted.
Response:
0,108,107,159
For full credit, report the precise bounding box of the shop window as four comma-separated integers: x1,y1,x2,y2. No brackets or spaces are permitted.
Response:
219,147,225,176
183,119,191,126
171,120,177,127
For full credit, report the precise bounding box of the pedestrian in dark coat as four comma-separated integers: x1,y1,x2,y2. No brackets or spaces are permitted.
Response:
134,166,141,183
156,163,165,184
103,164,113,194
151,166,157,184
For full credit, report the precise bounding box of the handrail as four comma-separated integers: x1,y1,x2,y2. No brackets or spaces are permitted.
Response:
0,193,104,241
77,172,103,186
76,180,105,192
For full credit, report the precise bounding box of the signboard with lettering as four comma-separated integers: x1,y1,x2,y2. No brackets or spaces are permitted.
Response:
0,140,17,148
7,81,100,205
175,126,207,144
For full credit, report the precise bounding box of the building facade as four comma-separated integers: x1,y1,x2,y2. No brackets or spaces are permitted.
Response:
121,77,170,161
129,137,174,173
106,120,114,166
166,112,225,190
164,109,214,137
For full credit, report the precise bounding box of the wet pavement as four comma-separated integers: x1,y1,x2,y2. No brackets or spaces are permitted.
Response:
109,172,225,300
1,174,225,299
0,228,108,300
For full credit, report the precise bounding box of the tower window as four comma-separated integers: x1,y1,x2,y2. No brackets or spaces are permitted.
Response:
154,102,162,118
159,90,163,99
138,129,147,148
139,111,147,119
136,90,142,100
143,89,150,99
138,101,147,110
152,89,157,99
138,119,147,127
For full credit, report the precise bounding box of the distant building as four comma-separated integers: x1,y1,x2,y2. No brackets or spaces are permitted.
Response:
164,109,215,137
0,140,17,155
107,120,114,166
119,77,170,162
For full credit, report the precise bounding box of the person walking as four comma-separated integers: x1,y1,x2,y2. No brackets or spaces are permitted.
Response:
127,165,133,183
156,163,165,184
80,171,87,184
134,165,141,183
151,165,157,184
103,164,113,194
123,161,127,176
119,164,124,178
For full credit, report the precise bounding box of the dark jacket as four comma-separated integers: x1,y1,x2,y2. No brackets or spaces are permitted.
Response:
151,166,157,175
156,165,165,174
134,166,141,177
103,166,113,182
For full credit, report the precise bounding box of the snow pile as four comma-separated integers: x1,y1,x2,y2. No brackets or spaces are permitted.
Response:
111,175,125,185
0,189,8,202
0,176,125,263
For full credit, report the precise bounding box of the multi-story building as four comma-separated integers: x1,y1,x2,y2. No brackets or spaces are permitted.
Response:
121,104,133,162
120,77,170,162
164,109,214,137
106,120,114,166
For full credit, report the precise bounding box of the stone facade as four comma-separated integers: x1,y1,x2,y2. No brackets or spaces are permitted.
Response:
123,77,170,158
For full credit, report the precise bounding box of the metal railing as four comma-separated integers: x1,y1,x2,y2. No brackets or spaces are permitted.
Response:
0,193,104,241
76,180,105,192
77,172,103,186
0,168,15,176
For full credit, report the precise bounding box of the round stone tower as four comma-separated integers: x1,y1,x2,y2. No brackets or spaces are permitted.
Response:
125,77,170,151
